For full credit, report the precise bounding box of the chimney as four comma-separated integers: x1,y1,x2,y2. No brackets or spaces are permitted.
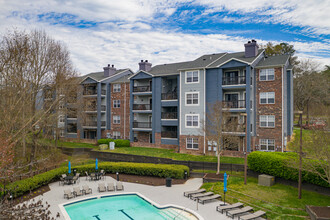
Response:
139,60,152,72
244,39,259,58
103,64,116,77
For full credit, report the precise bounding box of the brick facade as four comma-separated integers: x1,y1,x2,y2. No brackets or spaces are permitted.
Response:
179,135,205,155
256,67,283,151
110,82,130,139
132,132,177,150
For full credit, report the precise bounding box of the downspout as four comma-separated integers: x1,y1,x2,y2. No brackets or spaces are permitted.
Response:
203,68,206,155
282,67,284,152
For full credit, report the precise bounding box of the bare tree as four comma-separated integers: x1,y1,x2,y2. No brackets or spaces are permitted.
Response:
201,101,242,174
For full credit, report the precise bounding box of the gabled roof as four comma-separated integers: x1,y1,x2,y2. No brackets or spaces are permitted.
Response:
255,54,290,68
79,69,128,83
111,74,131,83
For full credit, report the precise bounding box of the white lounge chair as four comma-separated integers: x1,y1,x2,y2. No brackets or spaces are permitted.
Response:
64,189,74,199
216,202,244,213
107,182,115,191
82,185,92,194
116,182,124,191
183,189,206,197
198,194,221,204
226,206,253,219
190,192,213,200
73,187,83,197
239,210,266,220
98,183,106,192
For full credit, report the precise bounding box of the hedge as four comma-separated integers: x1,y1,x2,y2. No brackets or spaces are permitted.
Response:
5,162,189,198
97,139,130,147
248,151,329,188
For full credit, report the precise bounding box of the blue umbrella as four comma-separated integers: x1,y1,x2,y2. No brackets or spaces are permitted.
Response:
95,158,98,171
68,161,71,174
223,172,227,205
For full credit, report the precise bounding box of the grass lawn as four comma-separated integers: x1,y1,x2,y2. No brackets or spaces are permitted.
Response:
108,147,245,164
287,128,314,151
51,140,97,149
202,175,330,219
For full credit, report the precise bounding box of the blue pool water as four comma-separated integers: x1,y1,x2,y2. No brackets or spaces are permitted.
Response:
64,194,195,220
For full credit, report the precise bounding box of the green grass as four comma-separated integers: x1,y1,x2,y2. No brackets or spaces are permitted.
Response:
287,128,313,151
202,176,330,219
56,141,97,148
106,147,245,164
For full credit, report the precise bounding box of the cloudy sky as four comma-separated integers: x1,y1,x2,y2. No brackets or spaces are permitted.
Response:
1,0,329,75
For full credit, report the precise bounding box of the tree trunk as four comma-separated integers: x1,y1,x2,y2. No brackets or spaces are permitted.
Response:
217,151,221,175
306,100,309,126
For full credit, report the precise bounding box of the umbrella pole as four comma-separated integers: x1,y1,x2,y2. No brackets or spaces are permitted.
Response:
224,191,226,205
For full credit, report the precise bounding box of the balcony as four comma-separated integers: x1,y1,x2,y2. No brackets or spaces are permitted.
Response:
133,122,152,129
161,92,178,100
161,131,177,139
161,112,177,119
222,76,246,85
101,105,106,111
133,86,151,93
83,121,106,127
223,100,246,109
223,125,246,133
83,89,106,96
133,104,152,111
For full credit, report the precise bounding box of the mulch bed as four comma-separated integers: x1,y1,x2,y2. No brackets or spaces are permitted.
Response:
107,174,188,186
12,185,51,205
307,206,330,219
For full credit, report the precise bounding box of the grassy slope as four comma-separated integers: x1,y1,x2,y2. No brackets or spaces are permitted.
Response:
110,147,244,164
202,175,330,220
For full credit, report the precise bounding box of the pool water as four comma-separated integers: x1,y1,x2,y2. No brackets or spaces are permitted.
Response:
64,194,197,220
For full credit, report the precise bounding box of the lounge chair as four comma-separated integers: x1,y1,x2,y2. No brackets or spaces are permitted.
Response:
73,187,83,197
59,176,65,186
190,192,213,200
216,202,244,214
64,189,74,199
107,182,115,191
85,172,91,181
72,176,78,184
198,194,221,204
98,183,106,192
183,189,206,197
91,173,96,181
116,182,124,191
226,206,253,219
100,170,105,180
82,185,92,195
238,211,266,220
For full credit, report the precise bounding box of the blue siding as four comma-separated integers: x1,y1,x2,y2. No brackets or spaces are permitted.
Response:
161,138,178,145
96,83,102,140
245,66,251,152
206,68,220,108
287,70,292,136
220,60,247,69
161,100,178,107
177,75,180,147
152,77,162,143
161,120,179,126
81,77,98,84
129,80,134,142
131,71,152,80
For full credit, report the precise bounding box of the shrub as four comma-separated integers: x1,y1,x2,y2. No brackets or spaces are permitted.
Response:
5,162,189,198
248,151,329,187
97,139,114,145
114,139,130,148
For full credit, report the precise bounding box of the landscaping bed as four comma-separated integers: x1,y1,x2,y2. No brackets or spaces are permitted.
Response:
306,206,330,220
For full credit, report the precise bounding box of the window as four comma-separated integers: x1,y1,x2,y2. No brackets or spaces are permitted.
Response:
260,92,275,104
260,69,275,81
186,138,199,149
60,130,65,137
260,139,275,151
186,114,199,128
113,100,120,108
113,115,120,124
260,115,275,127
113,131,121,139
113,84,121,92
186,92,199,105
186,71,199,83
59,115,65,123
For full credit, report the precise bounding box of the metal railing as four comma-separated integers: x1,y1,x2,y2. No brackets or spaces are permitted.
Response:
83,121,106,127
161,131,177,138
83,89,106,95
161,92,178,100
133,104,152,110
223,100,246,108
223,125,246,132
161,112,177,119
100,105,106,111
133,122,152,128
222,76,246,85
133,86,151,92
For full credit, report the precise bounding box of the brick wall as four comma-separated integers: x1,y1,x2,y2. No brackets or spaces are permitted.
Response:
179,135,205,155
132,132,177,150
256,67,283,151
110,82,130,139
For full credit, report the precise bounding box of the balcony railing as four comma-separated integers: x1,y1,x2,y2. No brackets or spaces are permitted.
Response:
101,105,106,111
161,131,177,138
222,76,246,85
223,125,246,133
133,122,152,128
133,86,151,92
83,121,106,127
83,89,106,95
133,104,152,111
223,100,246,108
161,112,177,119
161,92,178,100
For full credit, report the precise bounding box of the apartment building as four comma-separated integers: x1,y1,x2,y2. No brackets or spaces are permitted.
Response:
64,65,133,140
129,40,294,155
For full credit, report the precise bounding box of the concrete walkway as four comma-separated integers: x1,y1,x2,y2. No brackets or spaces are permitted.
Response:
38,176,233,220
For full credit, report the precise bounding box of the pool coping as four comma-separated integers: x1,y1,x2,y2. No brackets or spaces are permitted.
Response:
59,192,204,220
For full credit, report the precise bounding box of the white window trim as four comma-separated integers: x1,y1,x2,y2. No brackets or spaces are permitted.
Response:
259,68,275,81
185,114,200,128
113,100,120,108
185,70,200,84
259,92,275,104
259,115,275,128
185,91,199,106
113,115,121,124
113,131,121,139
113,84,121,92
259,139,275,151
186,137,199,150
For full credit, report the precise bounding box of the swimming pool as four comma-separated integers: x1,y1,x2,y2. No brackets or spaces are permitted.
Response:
61,193,202,220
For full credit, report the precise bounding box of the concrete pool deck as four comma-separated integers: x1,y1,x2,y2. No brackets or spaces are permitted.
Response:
37,176,233,220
